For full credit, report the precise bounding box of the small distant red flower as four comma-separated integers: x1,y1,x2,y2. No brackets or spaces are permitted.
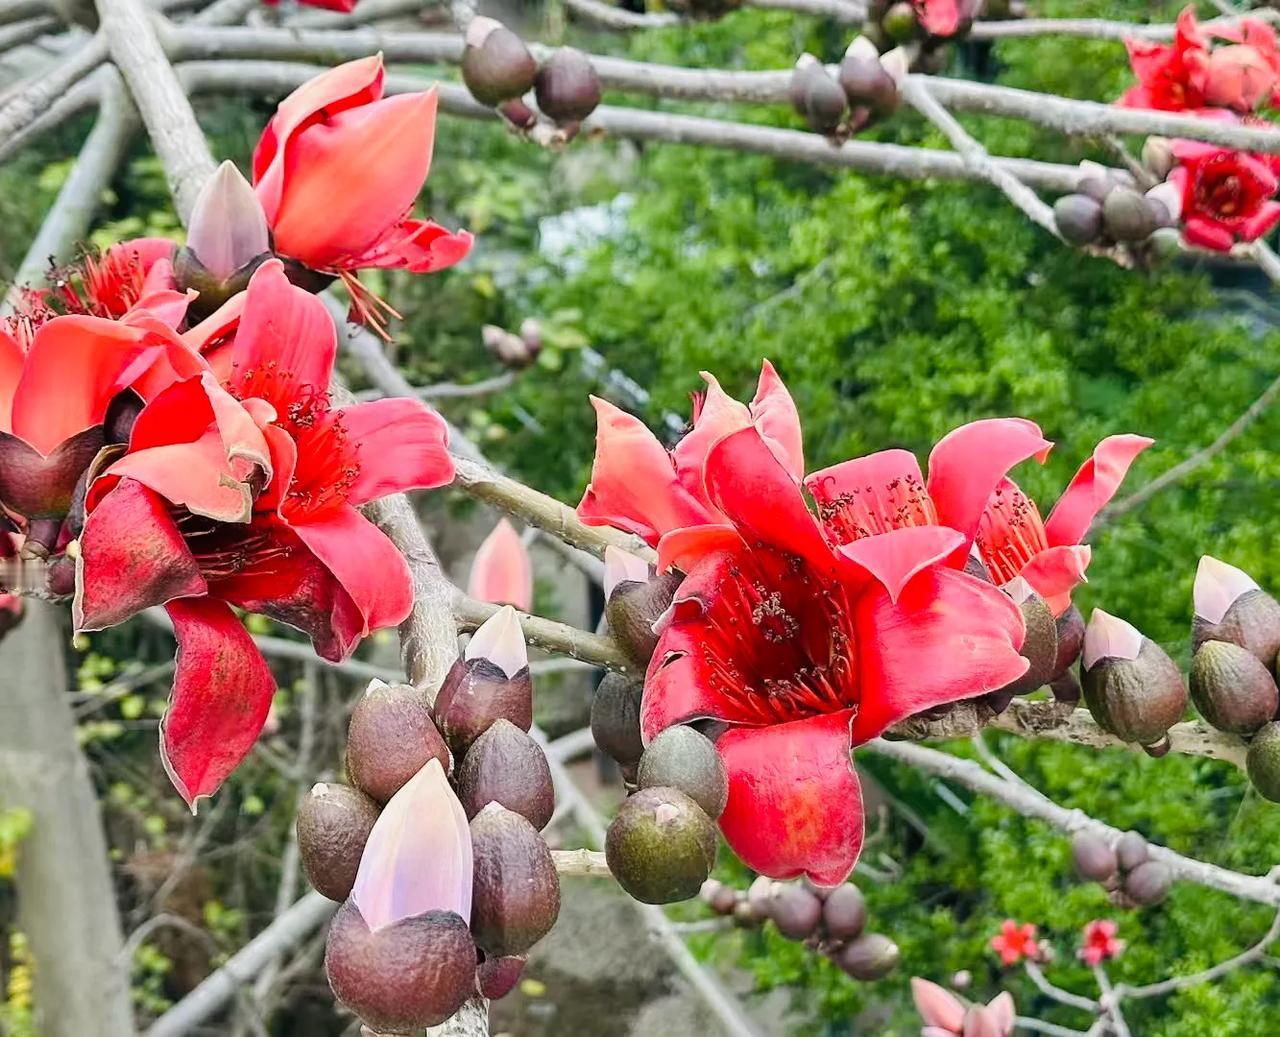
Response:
991,920,1039,966
261,0,356,11
1169,140,1280,251
1080,919,1124,966
912,0,981,39
1119,8,1212,112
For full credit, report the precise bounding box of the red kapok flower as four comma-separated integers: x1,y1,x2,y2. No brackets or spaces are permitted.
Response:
912,0,981,40
75,259,455,807
912,978,1015,1037
1169,140,1280,251
468,518,533,611
252,56,473,282
990,920,1039,966
1118,7,1212,112
262,0,356,12
1080,919,1124,966
577,360,802,547
643,426,1028,885
806,424,1152,616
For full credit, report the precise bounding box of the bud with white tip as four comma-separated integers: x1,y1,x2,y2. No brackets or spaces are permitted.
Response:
604,546,682,666
462,17,537,108
176,161,270,316
1081,610,1188,748
435,606,533,755
1192,556,1280,668
839,38,900,119
789,53,847,136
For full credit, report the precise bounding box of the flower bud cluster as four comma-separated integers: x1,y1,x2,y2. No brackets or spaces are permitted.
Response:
1071,831,1173,908
701,876,900,980
297,607,559,1031
1052,162,1181,253
789,40,908,139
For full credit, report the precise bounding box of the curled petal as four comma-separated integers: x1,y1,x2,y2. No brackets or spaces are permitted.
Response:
715,709,863,885
837,525,963,603
1042,435,1154,547
655,523,741,574
353,219,475,273
749,359,804,481
1017,544,1092,617
911,978,966,1032
161,598,276,810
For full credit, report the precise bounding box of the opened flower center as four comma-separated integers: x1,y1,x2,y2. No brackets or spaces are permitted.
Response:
281,414,360,521
692,548,860,726
974,482,1048,584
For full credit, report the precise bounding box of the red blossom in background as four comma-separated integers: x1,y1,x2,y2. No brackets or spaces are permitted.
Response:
642,419,1028,885
912,0,981,40
1119,8,1212,112
468,518,533,611
252,56,473,285
1080,919,1124,966
577,360,802,547
1169,139,1280,251
991,920,1039,966
261,0,356,12
75,260,455,807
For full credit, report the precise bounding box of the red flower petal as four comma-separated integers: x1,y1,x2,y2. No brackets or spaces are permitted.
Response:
750,360,804,481
268,90,440,269
74,479,207,631
290,504,414,648
926,418,1052,553
1183,216,1237,251
333,397,454,505
716,709,863,885
1240,199,1280,241
655,523,741,574
353,218,474,273
805,448,930,546
12,315,155,455
161,597,276,810
837,525,965,603
228,260,337,414
1042,435,1153,547
850,568,1028,742
1017,544,1092,616
577,396,716,545
253,55,385,221
671,372,753,508
704,426,833,572
0,326,21,433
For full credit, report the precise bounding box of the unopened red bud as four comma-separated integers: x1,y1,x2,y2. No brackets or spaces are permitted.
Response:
1071,832,1118,883
535,48,601,125
325,901,477,1032
1192,556,1280,669
1191,640,1278,735
881,1,918,42
1081,611,1187,747
456,719,554,830
1000,579,1058,696
1247,722,1280,802
1102,187,1157,242
832,932,899,980
605,787,717,905
637,725,728,819
820,883,867,940
436,607,533,755
1053,194,1104,245
1054,605,1086,676
767,882,823,941
476,954,527,1000
297,782,380,901
604,547,682,666
1115,831,1149,872
790,55,846,136
462,17,537,107
346,680,450,804
590,671,645,767
1122,860,1172,906
470,804,561,956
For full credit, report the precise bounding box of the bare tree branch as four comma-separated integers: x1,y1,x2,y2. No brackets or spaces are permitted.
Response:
969,10,1280,42
454,591,638,673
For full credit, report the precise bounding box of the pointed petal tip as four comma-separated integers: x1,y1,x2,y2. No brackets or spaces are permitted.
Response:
188,162,270,280
603,544,652,599
1083,608,1144,669
465,604,528,677
1194,555,1259,623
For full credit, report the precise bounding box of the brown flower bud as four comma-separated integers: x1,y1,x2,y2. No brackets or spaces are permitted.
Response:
347,680,450,804
839,37,900,116
604,547,682,666
476,954,526,1000
767,882,823,941
999,580,1059,696
1102,186,1157,242
462,17,537,107
1122,860,1172,906
1193,556,1280,670
470,805,561,956
1071,832,1118,883
1191,640,1278,735
1053,194,1104,246
435,608,533,756
1247,722,1280,803
1081,611,1188,748
1115,831,1149,872
832,932,899,980
790,55,847,136
590,671,645,767
535,48,602,124
324,901,477,1032
297,783,380,902
821,883,867,940
456,719,555,830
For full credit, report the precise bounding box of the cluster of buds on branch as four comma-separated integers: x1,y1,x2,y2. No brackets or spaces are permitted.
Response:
701,875,902,980
463,18,603,142
298,608,560,1031
1072,831,1173,908
790,41,907,139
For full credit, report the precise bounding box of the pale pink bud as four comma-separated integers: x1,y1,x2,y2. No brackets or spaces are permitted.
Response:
465,604,528,678
187,160,269,280
911,977,965,1032
1082,609,1144,670
468,518,533,611
350,758,472,931
1194,555,1259,624
603,544,652,599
